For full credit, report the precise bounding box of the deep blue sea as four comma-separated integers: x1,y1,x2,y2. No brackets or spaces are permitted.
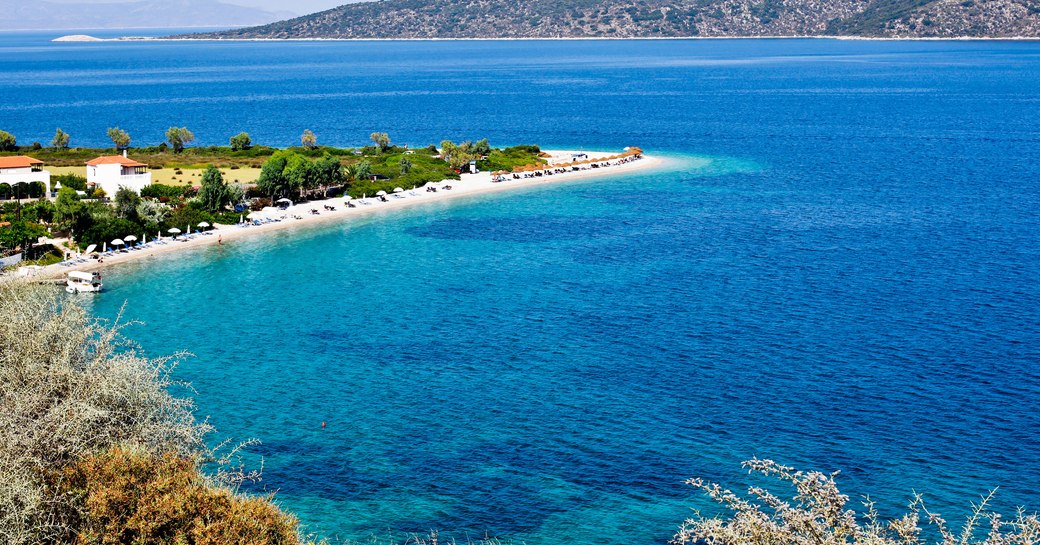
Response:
3,31,1039,544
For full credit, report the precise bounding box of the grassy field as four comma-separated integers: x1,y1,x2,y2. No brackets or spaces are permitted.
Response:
49,166,263,186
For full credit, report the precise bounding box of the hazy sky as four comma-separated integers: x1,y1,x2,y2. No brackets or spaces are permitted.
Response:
43,0,353,17
224,0,349,15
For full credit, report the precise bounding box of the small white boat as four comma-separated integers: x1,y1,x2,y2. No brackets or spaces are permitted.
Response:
66,271,103,293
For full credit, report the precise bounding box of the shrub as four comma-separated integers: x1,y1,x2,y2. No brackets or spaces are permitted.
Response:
57,446,300,545
0,130,16,151
673,458,1040,545
141,184,188,200
230,132,252,151
53,173,87,191
0,283,209,544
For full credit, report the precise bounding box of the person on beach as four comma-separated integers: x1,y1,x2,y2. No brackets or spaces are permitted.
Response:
218,235,223,245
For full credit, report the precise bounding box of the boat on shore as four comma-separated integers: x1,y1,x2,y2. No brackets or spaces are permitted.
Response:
65,271,103,293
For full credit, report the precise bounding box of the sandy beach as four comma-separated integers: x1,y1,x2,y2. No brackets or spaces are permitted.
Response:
20,150,665,282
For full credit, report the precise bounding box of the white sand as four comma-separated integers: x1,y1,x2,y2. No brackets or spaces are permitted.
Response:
24,150,666,282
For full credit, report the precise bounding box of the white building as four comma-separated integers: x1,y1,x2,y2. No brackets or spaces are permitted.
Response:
0,155,51,198
86,152,151,197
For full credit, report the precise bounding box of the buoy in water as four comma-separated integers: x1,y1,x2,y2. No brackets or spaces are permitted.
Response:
321,421,326,428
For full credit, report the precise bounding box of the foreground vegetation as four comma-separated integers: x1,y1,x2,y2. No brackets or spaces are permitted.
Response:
675,458,1040,545
0,282,304,544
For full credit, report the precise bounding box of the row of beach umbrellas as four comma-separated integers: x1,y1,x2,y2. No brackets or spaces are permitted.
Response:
509,148,643,173
105,222,212,250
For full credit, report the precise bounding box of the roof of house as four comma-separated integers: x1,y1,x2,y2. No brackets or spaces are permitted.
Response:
85,155,148,167
0,156,44,169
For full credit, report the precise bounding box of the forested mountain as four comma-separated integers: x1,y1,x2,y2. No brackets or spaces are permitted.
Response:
182,0,1040,39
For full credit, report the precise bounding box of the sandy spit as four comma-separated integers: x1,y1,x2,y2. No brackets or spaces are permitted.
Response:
20,150,669,283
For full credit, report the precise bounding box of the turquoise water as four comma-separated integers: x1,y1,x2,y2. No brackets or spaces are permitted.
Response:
3,34,1039,543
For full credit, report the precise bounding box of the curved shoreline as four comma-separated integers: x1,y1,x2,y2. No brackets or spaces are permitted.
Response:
21,150,668,282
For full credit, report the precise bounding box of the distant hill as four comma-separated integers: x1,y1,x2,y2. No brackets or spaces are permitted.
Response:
181,0,1040,39
0,0,295,30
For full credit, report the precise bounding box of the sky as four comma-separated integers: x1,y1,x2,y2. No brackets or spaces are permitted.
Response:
42,0,353,16
224,0,351,14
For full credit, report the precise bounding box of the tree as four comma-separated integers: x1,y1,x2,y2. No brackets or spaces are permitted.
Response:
0,220,47,253
114,187,141,222
284,153,313,195
472,138,491,156
301,129,317,149
197,166,230,212
51,128,70,149
229,132,252,151
0,130,15,151
136,200,171,226
54,187,82,233
165,126,195,153
343,160,372,184
440,140,476,170
106,127,130,150
256,150,293,198
80,217,138,247
399,156,413,175
227,184,245,207
370,132,391,152
312,153,344,194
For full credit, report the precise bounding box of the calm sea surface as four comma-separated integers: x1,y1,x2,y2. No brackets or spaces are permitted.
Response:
3,32,1040,544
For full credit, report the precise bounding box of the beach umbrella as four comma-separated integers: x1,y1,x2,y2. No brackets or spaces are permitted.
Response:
167,228,181,237
111,239,124,247
375,190,387,196
239,214,244,224
197,221,210,230
393,187,404,193
124,235,137,242
102,242,107,252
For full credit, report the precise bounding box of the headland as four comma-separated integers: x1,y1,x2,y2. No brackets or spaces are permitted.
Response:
19,150,664,282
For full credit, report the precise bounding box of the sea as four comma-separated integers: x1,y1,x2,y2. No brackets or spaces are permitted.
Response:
2,30,1039,544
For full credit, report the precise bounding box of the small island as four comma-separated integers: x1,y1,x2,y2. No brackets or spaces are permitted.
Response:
51,35,105,42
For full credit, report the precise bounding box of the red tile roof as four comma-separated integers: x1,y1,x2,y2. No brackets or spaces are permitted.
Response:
86,155,147,167
0,155,44,169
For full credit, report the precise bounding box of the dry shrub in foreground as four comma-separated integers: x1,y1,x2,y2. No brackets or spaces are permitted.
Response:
58,445,299,545
674,458,1040,545
0,282,300,544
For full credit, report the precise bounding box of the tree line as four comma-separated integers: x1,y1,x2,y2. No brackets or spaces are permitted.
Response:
0,127,397,154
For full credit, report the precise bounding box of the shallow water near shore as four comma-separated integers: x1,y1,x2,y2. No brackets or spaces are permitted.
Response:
6,33,1039,543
